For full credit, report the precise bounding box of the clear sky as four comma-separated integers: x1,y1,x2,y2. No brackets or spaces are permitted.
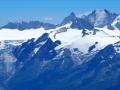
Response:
0,0,120,26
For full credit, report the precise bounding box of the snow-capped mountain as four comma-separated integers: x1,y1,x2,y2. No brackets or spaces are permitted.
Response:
61,12,77,25
0,9,120,31
82,9,118,28
60,12,94,30
60,9,119,30
0,9,120,90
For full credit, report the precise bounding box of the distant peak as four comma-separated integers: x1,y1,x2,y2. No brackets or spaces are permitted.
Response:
69,12,76,17
103,9,109,12
70,12,75,16
92,9,110,14
60,12,76,25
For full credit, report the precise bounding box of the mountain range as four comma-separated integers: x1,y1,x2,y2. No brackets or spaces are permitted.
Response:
1,9,120,30
0,9,120,90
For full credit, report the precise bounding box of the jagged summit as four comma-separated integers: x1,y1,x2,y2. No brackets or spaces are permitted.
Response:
69,12,76,17
0,9,120,30
84,9,118,27
60,12,77,25
60,9,119,30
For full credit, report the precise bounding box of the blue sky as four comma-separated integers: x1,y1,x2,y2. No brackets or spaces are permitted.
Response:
0,0,120,26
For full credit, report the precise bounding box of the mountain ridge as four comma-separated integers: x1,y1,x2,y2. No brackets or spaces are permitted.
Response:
1,9,120,30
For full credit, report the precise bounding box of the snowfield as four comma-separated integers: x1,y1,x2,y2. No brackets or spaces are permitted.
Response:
50,28,120,53
0,28,46,40
0,24,120,53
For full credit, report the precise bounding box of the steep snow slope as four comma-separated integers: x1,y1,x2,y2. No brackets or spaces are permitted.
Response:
111,15,120,29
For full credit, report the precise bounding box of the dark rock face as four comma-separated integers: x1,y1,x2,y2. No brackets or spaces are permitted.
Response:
107,25,115,30
61,12,94,30
6,33,120,90
13,33,61,63
115,22,120,30
61,12,77,25
71,18,94,30
88,42,98,52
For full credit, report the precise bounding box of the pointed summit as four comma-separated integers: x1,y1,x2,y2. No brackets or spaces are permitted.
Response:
85,9,118,27
103,9,110,14
61,12,77,25
69,12,76,17
90,9,110,15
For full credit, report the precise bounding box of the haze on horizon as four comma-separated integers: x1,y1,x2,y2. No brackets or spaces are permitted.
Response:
0,0,119,26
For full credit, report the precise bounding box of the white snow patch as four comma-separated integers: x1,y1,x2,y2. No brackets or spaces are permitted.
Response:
50,28,120,53
0,28,46,40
